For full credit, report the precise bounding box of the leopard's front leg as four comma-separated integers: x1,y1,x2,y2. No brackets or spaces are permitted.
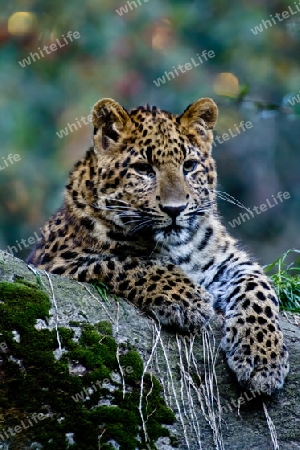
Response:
219,271,289,394
48,255,214,333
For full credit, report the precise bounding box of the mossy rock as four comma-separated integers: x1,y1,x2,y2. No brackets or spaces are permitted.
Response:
1,251,300,449
0,280,175,449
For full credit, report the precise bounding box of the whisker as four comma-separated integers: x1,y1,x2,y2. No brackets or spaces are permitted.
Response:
106,198,131,205
104,206,141,213
101,207,139,214
108,211,142,218
93,196,142,212
106,199,144,212
91,204,142,216
185,199,215,216
130,219,153,235
149,235,163,258
215,190,252,214
123,218,149,224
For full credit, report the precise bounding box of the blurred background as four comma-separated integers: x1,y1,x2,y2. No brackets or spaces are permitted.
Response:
0,0,299,264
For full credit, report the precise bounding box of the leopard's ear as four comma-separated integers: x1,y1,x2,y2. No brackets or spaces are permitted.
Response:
179,98,218,131
92,98,130,150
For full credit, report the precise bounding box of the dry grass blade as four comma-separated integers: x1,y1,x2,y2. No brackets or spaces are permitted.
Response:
263,402,279,450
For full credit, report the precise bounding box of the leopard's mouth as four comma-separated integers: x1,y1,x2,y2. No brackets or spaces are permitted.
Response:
163,223,183,234
154,213,202,243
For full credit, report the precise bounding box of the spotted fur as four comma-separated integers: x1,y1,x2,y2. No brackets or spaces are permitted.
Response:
28,97,289,394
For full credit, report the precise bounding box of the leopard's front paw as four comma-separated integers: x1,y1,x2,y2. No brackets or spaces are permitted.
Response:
223,327,289,394
146,286,214,333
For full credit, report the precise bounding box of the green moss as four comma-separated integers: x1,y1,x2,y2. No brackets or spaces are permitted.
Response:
0,280,175,449
96,320,113,336
69,320,80,327
119,349,144,382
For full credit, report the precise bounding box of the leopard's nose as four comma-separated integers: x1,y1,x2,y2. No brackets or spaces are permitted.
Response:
160,204,187,219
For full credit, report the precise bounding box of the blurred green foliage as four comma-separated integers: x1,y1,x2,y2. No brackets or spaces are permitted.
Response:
0,0,299,262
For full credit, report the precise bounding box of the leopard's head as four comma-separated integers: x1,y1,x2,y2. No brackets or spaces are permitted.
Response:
91,97,218,242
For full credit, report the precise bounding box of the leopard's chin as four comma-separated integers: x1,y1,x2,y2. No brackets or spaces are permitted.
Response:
154,225,193,247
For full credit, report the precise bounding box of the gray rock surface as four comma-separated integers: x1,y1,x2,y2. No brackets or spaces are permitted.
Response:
0,249,299,450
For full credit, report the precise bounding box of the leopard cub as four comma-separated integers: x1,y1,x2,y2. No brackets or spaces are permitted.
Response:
28,97,289,394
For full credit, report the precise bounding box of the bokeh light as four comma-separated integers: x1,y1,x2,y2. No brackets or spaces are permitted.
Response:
7,11,37,36
213,72,240,97
151,19,173,50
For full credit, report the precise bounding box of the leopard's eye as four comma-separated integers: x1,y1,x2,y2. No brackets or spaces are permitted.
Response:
183,160,198,173
132,163,155,176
